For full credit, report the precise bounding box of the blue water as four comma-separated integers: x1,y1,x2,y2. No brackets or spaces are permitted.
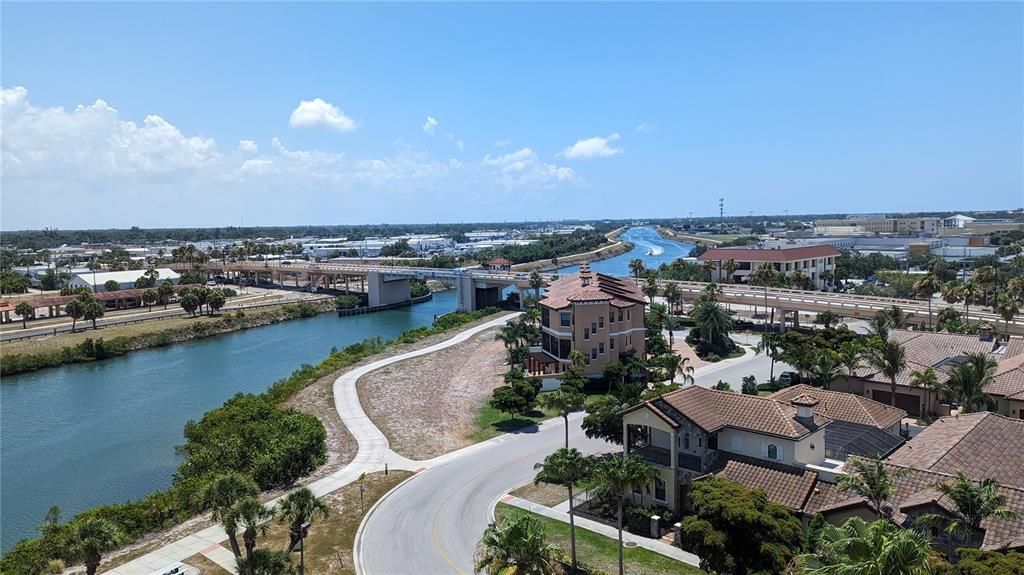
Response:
559,226,694,276
0,292,457,550
0,227,693,551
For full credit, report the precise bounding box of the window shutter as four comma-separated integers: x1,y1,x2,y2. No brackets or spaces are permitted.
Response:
761,442,768,457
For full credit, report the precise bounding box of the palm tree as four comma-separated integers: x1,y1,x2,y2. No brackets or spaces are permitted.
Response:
65,298,85,331
750,262,779,324
15,302,33,329
529,271,544,302
916,472,1018,548
539,389,586,448
940,352,996,413
158,279,175,309
816,310,840,329
837,455,910,518
957,281,982,326
70,518,124,575
474,513,564,575
972,265,999,306
908,367,940,418
863,336,906,407
722,259,738,284
590,454,657,575
837,341,863,378
642,276,659,303
689,294,732,351
789,269,808,290
534,448,591,572
658,353,693,385
701,259,715,281
913,273,940,329
662,282,682,314
703,282,722,301
1008,276,1024,304
201,472,259,558
810,350,842,390
229,497,276,574
495,324,524,365
801,517,932,575
276,487,329,553
755,332,782,382
941,281,962,307
236,549,295,575
648,302,670,333
142,288,158,311
628,259,645,283
993,291,1019,340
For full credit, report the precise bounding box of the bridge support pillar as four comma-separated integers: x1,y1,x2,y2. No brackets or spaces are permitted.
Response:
366,272,411,307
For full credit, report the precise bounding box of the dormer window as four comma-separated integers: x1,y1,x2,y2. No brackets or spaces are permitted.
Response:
767,443,778,460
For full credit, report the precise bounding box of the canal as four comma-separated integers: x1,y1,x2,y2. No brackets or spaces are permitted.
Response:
0,227,691,550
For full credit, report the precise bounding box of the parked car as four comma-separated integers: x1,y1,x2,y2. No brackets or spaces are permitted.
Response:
205,280,217,287
778,371,800,385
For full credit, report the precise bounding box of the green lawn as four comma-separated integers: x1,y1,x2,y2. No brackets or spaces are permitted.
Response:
495,503,705,575
468,401,561,443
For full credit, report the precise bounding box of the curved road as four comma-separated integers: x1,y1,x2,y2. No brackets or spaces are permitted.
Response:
356,415,611,574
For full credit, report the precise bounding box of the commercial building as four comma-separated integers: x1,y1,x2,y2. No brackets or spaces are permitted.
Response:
813,216,940,237
531,264,646,376
697,245,840,290
67,268,181,292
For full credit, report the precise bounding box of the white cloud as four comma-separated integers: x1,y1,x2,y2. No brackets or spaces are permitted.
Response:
422,115,438,134
494,139,511,147
0,86,585,228
561,133,623,160
457,140,464,152
635,122,656,133
288,98,357,132
482,147,581,188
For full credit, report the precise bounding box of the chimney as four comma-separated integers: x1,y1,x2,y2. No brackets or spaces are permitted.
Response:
979,324,993,342
791,394,820,421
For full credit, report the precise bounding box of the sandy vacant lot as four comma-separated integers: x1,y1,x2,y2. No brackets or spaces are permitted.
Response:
358,327,507,460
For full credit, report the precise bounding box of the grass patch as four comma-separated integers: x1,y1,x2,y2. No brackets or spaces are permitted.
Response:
495,503,704,575
509,481,592,508
468,401,561,443
225,471,413,575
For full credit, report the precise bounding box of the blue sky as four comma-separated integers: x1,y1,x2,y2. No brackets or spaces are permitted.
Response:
2,2,1021,229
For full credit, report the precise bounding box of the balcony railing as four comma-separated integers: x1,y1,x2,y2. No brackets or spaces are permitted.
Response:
634,444,671,467
678,453,703,472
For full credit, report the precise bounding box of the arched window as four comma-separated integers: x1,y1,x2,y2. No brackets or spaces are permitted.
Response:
767,444,778,460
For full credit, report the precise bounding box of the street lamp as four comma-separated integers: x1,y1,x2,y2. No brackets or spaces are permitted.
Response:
291,521,311,575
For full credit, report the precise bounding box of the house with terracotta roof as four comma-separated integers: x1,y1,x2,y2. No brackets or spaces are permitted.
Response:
531,264,646,376
697,245,840,290
619,385,904,514
486,257,512,272
621,386,1024,551
830,329,1024,417
886,412,1024,490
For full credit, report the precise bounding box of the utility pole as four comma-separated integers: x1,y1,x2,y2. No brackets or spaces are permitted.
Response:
718,198,725,230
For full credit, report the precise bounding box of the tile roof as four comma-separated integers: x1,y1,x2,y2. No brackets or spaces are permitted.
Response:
704,453,821,511
649,386,830,439
886,413,1024,489
855,330,1024,399
710,455,1024,549
768,385,906,430
697,245,840,262
540,267,645,310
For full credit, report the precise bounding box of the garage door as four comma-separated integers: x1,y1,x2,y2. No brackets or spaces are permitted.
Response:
872,390,919,416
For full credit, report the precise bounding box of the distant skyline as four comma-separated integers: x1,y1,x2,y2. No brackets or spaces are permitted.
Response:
2,2,1022,230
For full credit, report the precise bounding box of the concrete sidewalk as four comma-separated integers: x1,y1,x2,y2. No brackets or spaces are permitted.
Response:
500,495,702,568
102,314,517,575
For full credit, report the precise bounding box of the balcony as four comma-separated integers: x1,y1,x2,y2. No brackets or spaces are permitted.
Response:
678,453,703,473
634,444,671,467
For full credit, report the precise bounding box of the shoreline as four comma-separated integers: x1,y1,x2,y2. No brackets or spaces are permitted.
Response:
655,225,720,246
0,285,456,377
511,226,632,272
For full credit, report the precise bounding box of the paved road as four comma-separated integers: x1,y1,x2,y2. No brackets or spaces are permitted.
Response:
356,415,612,575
